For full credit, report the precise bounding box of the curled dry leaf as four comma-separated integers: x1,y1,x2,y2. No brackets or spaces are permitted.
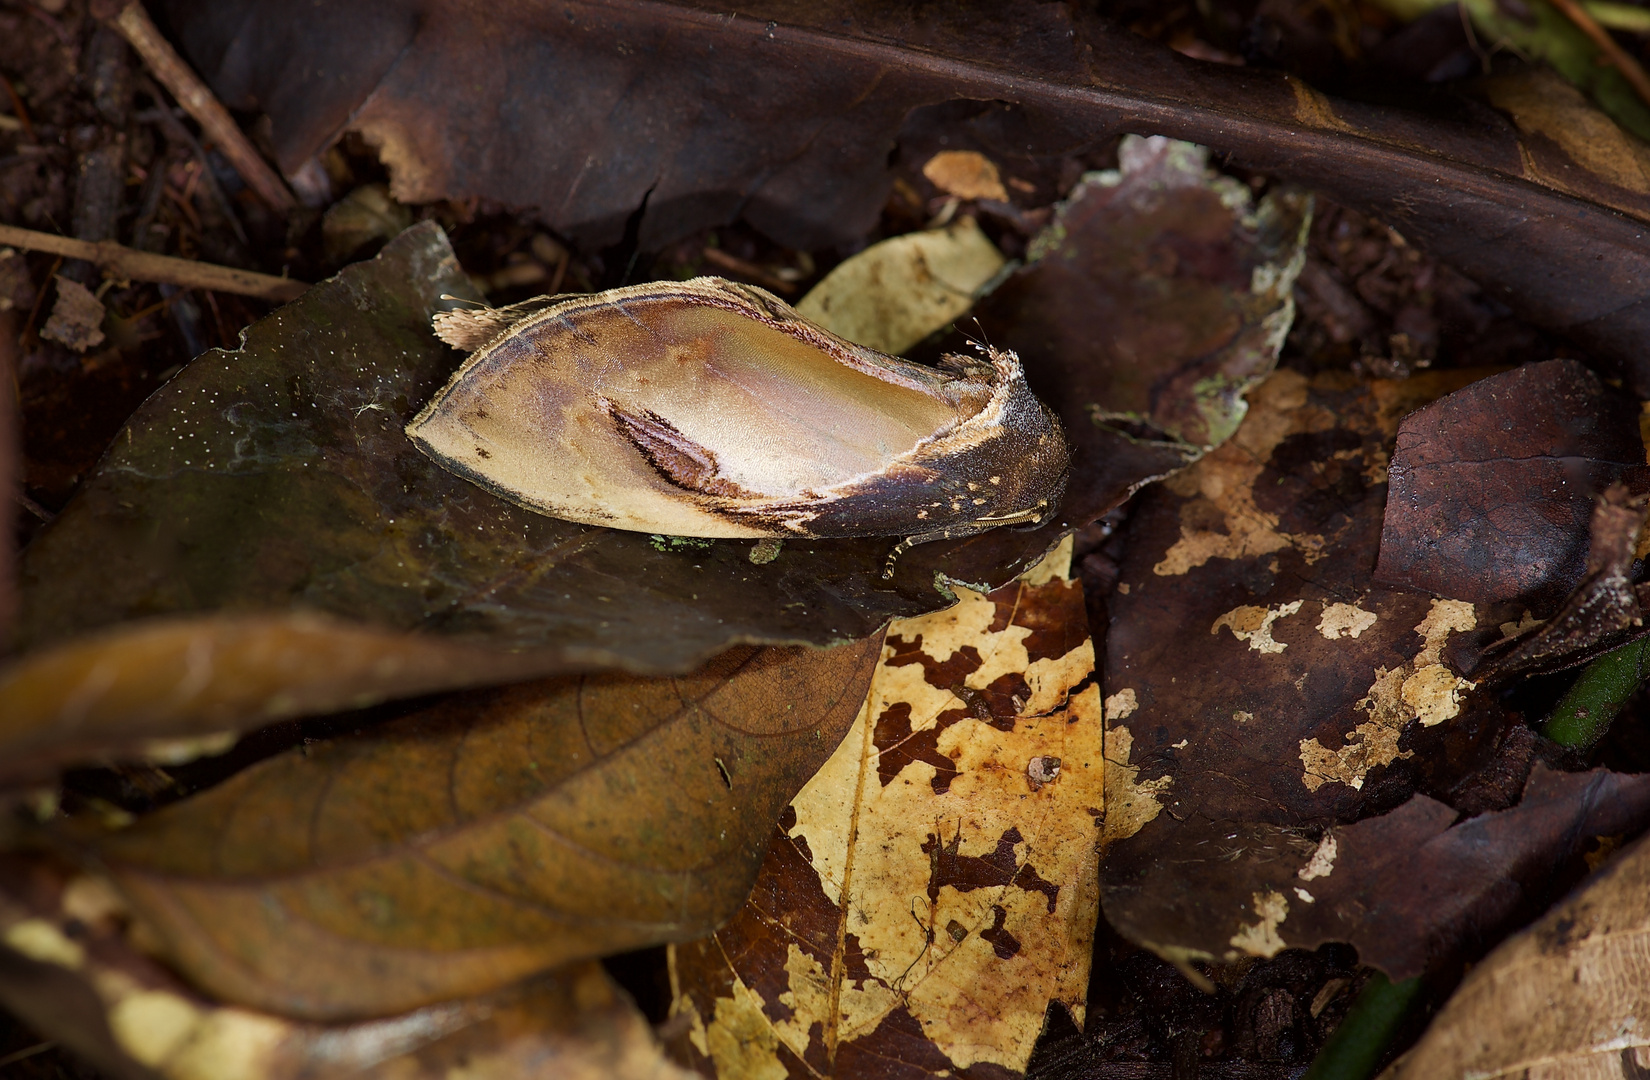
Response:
668,541,1103,1077
158,1,1650,382
1373,359,1649,614
0,224,1059,778
1380,827,1650,1080
64,637,879,1019
975,135,1311,528
0,857,692,1080
1098,366,1530,966
795,215,1006,357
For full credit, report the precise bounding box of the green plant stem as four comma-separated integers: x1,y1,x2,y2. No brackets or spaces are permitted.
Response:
1540,635,1650,749
1302,973,1425,1080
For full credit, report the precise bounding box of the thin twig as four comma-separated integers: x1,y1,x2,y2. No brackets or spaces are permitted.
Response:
0,73,35,144
106,2,298,213
1547,0,1650,113
0,309,17,645
0,224,306,302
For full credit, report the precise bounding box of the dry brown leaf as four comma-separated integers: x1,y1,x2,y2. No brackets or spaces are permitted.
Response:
0,857,693,1080
65,639,879,1020
667,540,1103,1077
1380,829,1650,1079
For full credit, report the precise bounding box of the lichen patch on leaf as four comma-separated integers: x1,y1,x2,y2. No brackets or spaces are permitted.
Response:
1228,890,1289,959
1102,724,1174,848
1300,599,1477,791
1318,602,1378,640
1103,687,1138,721
1212,600,1304,654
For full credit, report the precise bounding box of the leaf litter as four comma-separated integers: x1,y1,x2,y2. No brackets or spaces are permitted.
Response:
12,4,1650,1074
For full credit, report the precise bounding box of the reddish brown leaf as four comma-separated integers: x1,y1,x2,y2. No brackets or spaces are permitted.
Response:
1373,359,1649,614
1448,485,1650,683
63,637,879,1019
160,1,1650,383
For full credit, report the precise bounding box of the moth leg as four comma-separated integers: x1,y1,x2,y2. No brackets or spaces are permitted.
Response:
880,506,1052,580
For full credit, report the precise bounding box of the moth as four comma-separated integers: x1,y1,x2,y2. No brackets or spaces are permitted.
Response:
406,277,1068,574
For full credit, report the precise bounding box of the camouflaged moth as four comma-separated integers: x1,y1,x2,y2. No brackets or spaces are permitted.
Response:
406,277,1068,573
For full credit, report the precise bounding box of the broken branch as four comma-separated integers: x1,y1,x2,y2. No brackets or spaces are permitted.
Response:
0,224,307,303
106,1,298,214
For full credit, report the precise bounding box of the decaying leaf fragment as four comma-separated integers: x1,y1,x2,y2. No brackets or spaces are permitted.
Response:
974,135,1311,526
0,857,693,1080
411,277,1068,559
668,541,1101,1077
70,638,880,1019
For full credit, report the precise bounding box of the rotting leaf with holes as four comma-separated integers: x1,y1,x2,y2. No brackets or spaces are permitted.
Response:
1373,359,1650,616
0,855,693,1080
667,540,1103,1078
972,135,1310,530
56,635,879,1019
0,223,1058,780
157,0,1650,386
1098,366,1534,970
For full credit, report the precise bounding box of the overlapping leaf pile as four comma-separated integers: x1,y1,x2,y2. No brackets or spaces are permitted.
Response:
9,2,1650,1075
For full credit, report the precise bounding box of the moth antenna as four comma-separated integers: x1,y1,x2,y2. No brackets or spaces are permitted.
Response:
438,294,492,309
961,317,995,356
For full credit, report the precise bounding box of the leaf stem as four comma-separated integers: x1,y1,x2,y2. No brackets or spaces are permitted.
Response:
1302,972,1425,1080
1540,635,1650,749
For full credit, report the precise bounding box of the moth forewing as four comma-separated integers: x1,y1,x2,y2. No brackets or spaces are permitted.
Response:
406,277,1069,547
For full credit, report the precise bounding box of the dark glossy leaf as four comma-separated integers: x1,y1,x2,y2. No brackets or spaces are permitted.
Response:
69,635,879,1019
1448,485,1650,683
1373,359,1649,614
159,0,1650,387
